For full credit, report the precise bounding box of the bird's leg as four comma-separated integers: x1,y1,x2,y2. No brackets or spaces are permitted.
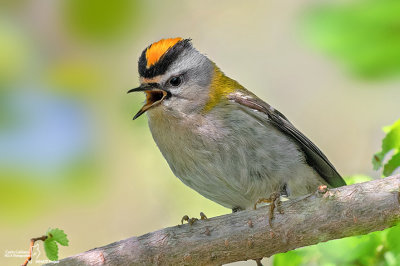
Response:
254,192,283,226
181,212,208,225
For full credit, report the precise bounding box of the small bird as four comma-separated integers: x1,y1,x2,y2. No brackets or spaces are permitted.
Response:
128,37,346,216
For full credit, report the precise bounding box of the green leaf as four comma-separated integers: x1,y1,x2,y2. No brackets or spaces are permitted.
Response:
47,228,69,246
44,238,59,261
43,228,69,261
383,152,400,177
373,119,400,176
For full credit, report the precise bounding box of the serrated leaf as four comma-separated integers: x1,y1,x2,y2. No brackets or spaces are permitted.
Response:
373,119,400,176
383,152,400,177
47,228,69,246
379,119,400,156
44,239,59,261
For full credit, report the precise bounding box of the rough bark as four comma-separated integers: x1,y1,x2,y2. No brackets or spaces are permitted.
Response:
48,175,400,266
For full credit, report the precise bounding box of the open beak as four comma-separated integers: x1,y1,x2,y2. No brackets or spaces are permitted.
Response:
127,84,169,120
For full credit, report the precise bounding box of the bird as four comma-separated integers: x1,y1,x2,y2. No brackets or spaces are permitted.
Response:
128,37,346,218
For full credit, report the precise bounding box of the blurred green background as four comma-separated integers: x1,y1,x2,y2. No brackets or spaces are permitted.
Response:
1,0,400,265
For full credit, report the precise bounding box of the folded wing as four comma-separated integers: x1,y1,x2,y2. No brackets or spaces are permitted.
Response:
228,91,346,188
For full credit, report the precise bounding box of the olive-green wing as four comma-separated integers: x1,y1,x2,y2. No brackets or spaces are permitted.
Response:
228,92,346,188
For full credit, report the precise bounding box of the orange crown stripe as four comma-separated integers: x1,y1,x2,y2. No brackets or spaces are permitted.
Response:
145,37,183,68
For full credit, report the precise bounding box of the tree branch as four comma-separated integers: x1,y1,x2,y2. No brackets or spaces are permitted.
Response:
48,174,400,265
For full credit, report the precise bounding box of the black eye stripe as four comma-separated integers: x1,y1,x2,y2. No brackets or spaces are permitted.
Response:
146,82,160,88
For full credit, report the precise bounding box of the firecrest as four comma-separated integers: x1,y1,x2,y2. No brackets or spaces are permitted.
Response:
128,38,346,213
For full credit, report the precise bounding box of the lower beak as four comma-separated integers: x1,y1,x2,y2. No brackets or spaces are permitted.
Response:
128,86,168,120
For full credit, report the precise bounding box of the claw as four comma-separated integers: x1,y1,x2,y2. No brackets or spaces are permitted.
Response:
254,192,283,226
200,212,207,220
188,217,198,225
181,215,190,225
232,206,242,213
181,212,207,225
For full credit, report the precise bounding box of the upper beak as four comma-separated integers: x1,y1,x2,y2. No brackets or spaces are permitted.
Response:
127,84,169,120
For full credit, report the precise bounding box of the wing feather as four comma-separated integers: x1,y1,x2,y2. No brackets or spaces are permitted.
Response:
228,91,346,188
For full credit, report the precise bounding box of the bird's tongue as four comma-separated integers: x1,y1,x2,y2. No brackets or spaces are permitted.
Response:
145,90,166,105
133,89,167,120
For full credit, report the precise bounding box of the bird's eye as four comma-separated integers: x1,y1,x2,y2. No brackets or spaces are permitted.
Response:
169,76,182,87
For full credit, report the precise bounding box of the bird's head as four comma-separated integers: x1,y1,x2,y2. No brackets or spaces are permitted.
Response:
128,38,238,120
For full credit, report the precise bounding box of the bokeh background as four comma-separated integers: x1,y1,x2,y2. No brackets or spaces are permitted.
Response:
1,0,400,265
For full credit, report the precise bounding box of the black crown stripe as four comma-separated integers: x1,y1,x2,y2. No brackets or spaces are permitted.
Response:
138,39,192,78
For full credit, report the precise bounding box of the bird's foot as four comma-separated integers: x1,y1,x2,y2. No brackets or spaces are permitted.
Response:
181,212,207,225
254,192,283,226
